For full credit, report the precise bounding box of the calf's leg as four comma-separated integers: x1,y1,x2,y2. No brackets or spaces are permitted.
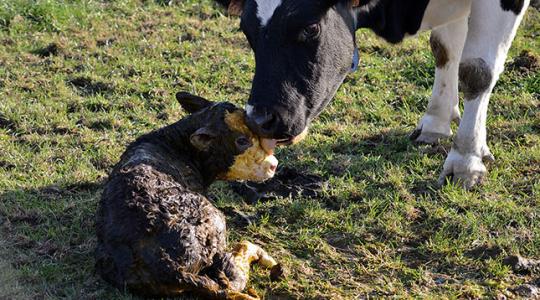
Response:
227,240,280,291
204,241,281,300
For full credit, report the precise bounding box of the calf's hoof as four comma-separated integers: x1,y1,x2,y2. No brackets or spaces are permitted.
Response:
226,291,260,300
270,263,285,281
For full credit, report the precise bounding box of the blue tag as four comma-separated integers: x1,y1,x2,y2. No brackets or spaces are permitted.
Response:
350,47,359,72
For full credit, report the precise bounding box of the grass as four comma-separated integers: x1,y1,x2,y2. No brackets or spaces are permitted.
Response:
0,1,539,299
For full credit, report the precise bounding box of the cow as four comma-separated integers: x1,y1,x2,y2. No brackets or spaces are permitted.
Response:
215,0,531,189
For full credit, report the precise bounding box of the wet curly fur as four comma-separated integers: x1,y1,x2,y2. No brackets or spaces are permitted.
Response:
95,93,280,299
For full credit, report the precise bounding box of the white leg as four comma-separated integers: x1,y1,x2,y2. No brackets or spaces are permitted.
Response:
439,0,530,189
413,15,469,144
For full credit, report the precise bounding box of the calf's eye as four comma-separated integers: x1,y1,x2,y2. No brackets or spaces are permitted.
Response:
300,23,321,41
235,136,252,151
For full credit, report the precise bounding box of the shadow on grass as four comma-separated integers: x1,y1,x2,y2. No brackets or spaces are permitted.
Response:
299,128,442,194
258,129,444,253
0,181,284,299
0,181,124,299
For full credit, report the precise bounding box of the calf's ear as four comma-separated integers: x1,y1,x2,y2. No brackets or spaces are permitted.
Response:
176,92,214,114
190,127,216,151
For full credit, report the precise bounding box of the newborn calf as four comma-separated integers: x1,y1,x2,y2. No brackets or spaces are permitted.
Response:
95,92,280,299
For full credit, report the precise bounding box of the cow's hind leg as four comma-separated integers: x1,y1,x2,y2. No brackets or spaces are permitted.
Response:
412,16,469,144
439,0,530,189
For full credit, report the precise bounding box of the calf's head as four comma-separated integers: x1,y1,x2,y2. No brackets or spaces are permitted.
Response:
225,0,359,144
177,92,278,182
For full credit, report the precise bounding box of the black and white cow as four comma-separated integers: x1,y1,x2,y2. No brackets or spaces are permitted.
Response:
216,0,531,189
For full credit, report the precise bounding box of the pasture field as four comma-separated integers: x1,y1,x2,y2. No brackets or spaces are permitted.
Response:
0,1,539,299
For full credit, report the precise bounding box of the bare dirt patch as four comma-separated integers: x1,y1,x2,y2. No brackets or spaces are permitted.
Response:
504,255,540,274
31,42,64,57
509,50,539,73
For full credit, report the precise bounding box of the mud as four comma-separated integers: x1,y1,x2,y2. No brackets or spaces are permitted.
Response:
0,161,16,170
96,38,116,47
230,166,326,203
466,244,503,260
503,255,540,274
0,113,16,133
32,43,63,57
512,284,539,298
509,50,539,73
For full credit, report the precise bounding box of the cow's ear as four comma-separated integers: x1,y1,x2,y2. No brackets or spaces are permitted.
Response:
176,92,214,114
227,0,245,16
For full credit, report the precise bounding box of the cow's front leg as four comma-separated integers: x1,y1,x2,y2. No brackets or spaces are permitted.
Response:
412,16,468,144
439,0,529,189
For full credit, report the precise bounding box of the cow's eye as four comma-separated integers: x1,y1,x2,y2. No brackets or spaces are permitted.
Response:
235,135,252,152
299,23,321,42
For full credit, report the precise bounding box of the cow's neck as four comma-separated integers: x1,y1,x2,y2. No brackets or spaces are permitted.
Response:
355,0,431,44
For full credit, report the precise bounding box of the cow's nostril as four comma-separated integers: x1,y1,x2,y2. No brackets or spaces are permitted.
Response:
260,114,277,131
251,111,277,133
253,113,272,127
247,108,279,137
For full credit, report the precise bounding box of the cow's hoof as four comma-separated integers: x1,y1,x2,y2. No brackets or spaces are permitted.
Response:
411,128,450,144
438,149,493,190
411,114,453,144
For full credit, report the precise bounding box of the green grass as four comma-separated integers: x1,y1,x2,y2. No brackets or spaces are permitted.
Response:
0,1,539,299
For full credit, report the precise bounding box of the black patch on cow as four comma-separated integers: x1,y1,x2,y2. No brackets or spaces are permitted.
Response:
459,58,493,100
356,0,430,44
500,0,525,15
430,32,449,68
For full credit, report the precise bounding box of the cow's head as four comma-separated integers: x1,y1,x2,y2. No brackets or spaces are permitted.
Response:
223,0,360,144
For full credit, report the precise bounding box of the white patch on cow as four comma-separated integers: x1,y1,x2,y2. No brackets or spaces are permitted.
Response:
245,104,254,117
255,0,282,27
420,0,472,31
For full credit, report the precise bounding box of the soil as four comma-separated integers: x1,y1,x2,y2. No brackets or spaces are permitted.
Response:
32,43,63,57
508,50,539,73
503,255,540,274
